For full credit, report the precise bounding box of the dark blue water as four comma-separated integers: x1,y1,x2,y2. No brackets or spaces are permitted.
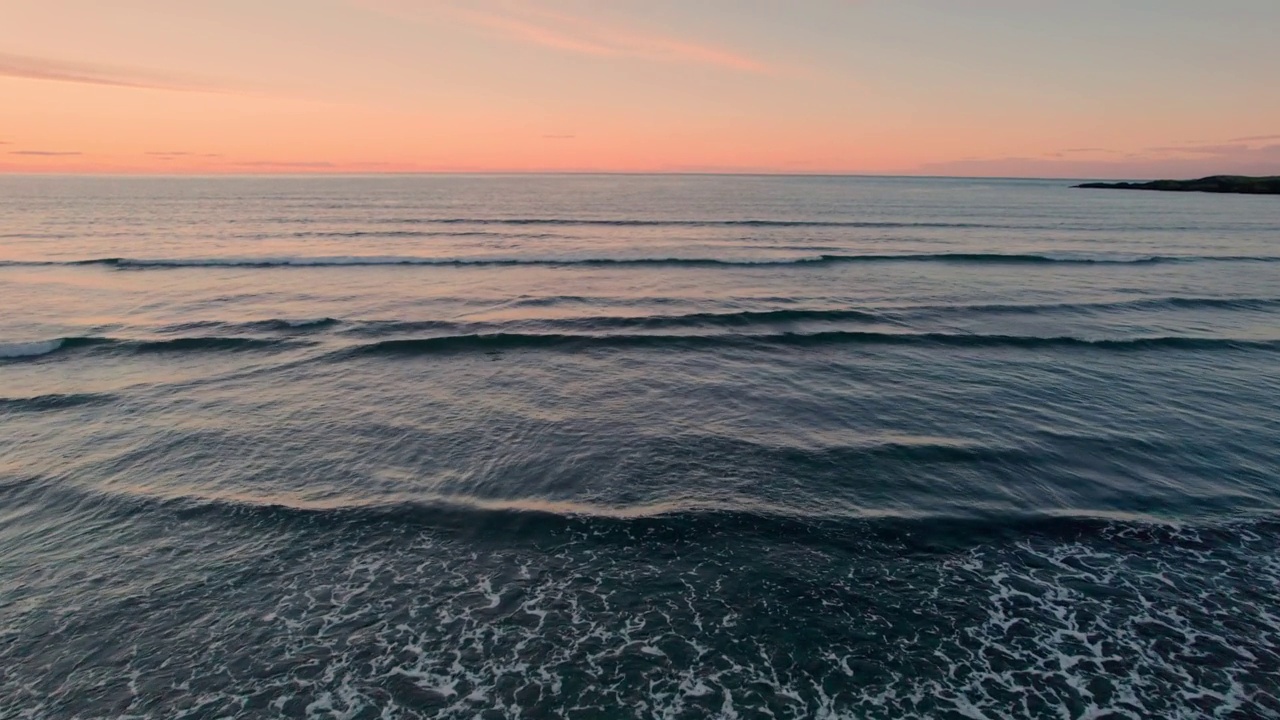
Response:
2,175,1279,719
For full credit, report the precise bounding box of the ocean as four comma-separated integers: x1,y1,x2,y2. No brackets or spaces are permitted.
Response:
1,174,1278,719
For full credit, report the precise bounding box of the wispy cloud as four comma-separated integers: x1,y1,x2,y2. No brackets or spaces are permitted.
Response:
1144,144,1242,155
9,150,82,156
219,159,415,173
542,134,576,140
0,52,227,93
1231,134,1280,143
364,1,772,74
917,140,1280,180
232,161,337,168
146,151,223,158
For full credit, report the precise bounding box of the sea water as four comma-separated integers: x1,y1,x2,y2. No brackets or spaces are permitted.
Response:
1,174,1278,718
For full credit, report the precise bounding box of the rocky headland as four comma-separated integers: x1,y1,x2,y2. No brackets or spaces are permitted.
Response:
1074,175,1280,195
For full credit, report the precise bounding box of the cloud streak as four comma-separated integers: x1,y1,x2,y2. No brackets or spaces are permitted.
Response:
916,140,1280,180
146,151,223,158
0,52,227,93
232,161,337,168
9,150,82,156
366,1,772,74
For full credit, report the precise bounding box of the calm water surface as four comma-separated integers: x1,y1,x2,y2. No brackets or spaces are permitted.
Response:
2,175,1279,718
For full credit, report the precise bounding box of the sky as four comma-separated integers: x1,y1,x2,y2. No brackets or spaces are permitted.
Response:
1,0,1278,178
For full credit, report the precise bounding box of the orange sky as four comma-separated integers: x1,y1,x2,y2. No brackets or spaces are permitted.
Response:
3,0,1279,178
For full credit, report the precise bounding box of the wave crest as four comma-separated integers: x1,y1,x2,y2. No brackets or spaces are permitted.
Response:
346,330,1280,355
6,330,1273,363
6,252,1276,269
0,392,115,412
12,476,1277,551
0,339,66,359
0,335,309,361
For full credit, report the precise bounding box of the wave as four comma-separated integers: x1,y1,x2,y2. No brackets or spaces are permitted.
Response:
129,296,1280,345
5,329,1275,364
244,317,340,331
346,330,1280,356
158,318,341,335
837,253,1280,265
0,339,70,359
11,475,1276,552
145,309,888,341
0,392,115,412
0,335,310,361
287,217,1005,229
894,296,1280,316
559,308,889,330
2,310,889,358
337,309,889,337
7,252,1273,270
132,336,303,353
8,255,832,268
0,232,73,239
285,230,562,239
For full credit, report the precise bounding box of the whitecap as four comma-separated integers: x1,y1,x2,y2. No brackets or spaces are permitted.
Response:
0,339,64,359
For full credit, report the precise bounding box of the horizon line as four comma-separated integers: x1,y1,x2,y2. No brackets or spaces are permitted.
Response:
0,170,1156,182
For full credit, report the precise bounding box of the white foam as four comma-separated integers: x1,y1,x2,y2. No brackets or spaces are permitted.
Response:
7,523,1278,719
0,339,63,358
1041,252,1159,264
278,317,334,328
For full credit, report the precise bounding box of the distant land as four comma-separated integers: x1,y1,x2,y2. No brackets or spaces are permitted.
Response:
1074,175,1280,195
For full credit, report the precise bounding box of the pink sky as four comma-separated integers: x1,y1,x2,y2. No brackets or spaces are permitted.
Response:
2,0,1278,178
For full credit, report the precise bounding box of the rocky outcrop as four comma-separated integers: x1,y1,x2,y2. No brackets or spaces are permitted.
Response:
1074,175,1280,195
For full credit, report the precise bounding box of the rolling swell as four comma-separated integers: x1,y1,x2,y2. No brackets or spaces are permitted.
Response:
10,475,1275,553
896,295,1280,316
0,392,115,412
288,229,556,238
277,217,1004,229
554,308,889,329
131,336,307,353
7,328,1275,364
345,330,1280,356
0,339,74,359
5,252,1278,269
0,335,311,361
242,317,340,331
184,502,1280,553
155,318,343,335
149,299,1280,340
330,310,888,337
